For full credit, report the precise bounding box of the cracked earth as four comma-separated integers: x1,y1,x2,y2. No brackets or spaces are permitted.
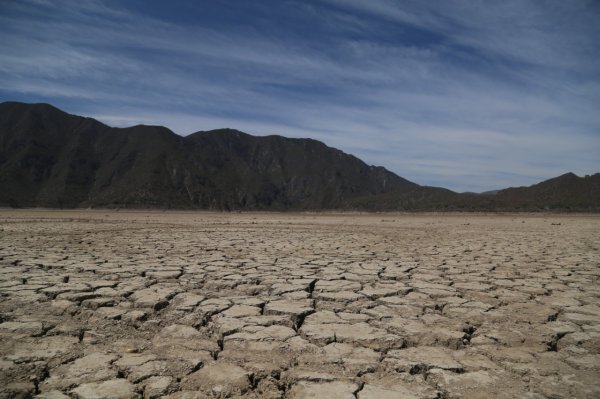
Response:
0,210,599,398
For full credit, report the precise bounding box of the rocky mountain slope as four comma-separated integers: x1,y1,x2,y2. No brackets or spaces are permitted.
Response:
0,101,598,210
0,102,418,209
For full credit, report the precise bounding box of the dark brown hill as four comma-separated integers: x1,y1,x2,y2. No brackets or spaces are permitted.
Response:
349,173,600,211
490,172,600,210
0,102,418,209
1,101,597,211
183,129,417,209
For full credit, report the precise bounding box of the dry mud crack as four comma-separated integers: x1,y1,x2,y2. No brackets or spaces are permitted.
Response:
0,210,599,398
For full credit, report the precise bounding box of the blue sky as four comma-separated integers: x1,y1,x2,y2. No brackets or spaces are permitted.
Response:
1,0,599,192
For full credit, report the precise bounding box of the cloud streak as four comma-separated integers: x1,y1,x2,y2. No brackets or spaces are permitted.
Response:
0,0,598,192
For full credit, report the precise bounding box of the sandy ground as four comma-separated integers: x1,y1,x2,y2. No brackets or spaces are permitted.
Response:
0,210,599,399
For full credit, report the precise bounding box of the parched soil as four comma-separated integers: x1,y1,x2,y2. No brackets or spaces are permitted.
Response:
0,210,599,398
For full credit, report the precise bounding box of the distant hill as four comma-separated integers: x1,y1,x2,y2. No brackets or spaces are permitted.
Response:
489,172,600,211
349,173,600,211
0,102,598,211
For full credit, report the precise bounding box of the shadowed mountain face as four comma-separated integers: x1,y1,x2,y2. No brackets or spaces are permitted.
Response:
0,102,598,211
0,102,417,209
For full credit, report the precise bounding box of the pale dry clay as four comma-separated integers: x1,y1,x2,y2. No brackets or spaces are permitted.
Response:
0,210,599,398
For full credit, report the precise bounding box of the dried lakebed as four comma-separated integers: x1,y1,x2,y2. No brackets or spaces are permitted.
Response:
0,210,599,398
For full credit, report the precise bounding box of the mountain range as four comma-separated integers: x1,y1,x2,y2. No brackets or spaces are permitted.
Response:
0,101,598,211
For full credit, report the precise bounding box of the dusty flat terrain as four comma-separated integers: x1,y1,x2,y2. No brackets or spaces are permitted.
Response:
0,210,599,399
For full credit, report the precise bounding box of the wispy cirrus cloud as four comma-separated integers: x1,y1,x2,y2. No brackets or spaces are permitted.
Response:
0,0,598,192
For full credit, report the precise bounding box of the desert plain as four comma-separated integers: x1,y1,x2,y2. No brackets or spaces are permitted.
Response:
0,210,599,398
